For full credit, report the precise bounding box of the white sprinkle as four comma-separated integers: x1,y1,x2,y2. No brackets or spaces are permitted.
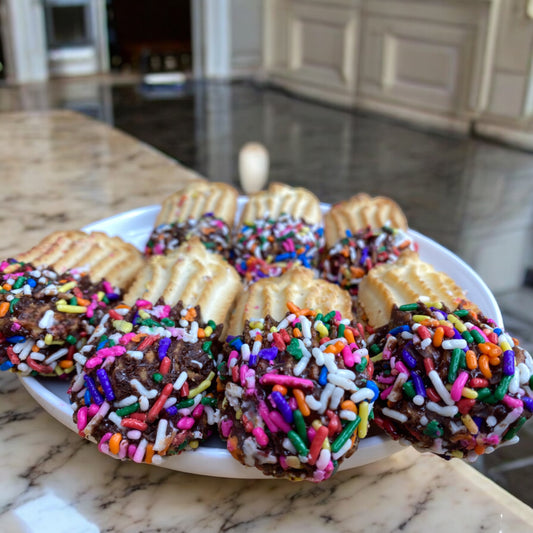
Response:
153,419,169,452
339,409,357,421
509,369,520,395
38,309,55,330
350,388,374,403
426,401,458,417
44,347,69,365
252,340,262,355
486,415,497,427
318,383,335,414
114,395,138,407
420,338,432,350
17,363,29,373
139,396,150,411
17,340,35,361
493,407,523,437
323,352,338,374
401,332,414,340
190,359,203,369
108,412,123,428
130,379,158,399
518,362,531,385
225,382,243,399
127,351,144,360
241,343,251,362
382,407,408,423
282,438,297,454
73,353,87,366
305,394,322,411
300,316,312,340
293,352,312,377
316,448,331,470
126,430,141,440
173,371,188,391
329,386,345,410
420,415,428,426
312,347,324,366
327,373,356,391
336,368,356,380
442,339,467,350
164,397,177,408
30,352,45,361
332,438,353,460
36,340,46,349
428,370,454,406
413,394,425,406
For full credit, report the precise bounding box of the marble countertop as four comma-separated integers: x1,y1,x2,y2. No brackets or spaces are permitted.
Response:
1,110,533,533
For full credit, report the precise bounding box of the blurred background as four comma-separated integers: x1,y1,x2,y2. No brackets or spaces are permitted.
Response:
0,0,533,507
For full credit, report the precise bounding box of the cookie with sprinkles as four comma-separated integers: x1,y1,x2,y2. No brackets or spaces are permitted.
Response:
230,213,325,284
320,226,416,300
218,302,379,481
0,259,120,377
145,213,231,258
369,302,533,461
69,301,222,463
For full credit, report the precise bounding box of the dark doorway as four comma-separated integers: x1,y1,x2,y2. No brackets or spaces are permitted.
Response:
107,0,192,74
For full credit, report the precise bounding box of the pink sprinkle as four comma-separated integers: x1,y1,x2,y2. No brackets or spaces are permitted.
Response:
126,430,142,440
119,332,136,345
258,400,279,433
380,385,393,399
0,261,9,270
119,439,128,459
11,323,21,331
127,444,137,459
377,375,395,384
335,311,342,321
86,302,96,318
98,432,112,453
394,361,410,376
136,299,152,309
240,364,249,387
260,373,314,390
97,346,126,357
85,356,103,369
177,417,195,430
133,439,147,463
279,456,289,470
252,427,269,447
502,395,523,409
307,426,316,442
269,411,292,433
470,325,489,342
220,419,234,438
450,371,469,402
102,281,113,294
76,406,88,431
159,305,171,319
485,434,500,446
154,244,164,254
341,346,355,367
288,397,298,410
227,350,238,368
88,403,100,417
192,404,204,418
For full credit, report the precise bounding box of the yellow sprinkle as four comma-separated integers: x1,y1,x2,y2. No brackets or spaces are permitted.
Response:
58,281,77,293
270,326,278,333
56,304,87,314
138,309,150,319
427,301,443,309
357,401,369,438
44,334,53,345
113,320,133,333
312,420,322,430
97,291,105,301
439,320,453,327
315,322,328,338
461,387,478,399
413,315,431,323
235,408,242,421
322,437,330,451
286,456,302,469
451,450,464,459
370,352,383,363
501,341,511,352
204,326,213,337
461,414,478,435
188,371,215,398
189,440,199,449
56,299,67,306
448,314,466,332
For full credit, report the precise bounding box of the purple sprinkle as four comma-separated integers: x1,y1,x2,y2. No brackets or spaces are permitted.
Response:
166,405,178,417
411,370,426,397
472,416,482,430
96,368,115,401
453,328,463,340
401,348,417,369
259,347,278,361
502,350,515,376
84,375,103,405
271,390,293,424
158,337,171,360
248,354,258,366
360,247,369,266
226,335,237,343
522,396,533,411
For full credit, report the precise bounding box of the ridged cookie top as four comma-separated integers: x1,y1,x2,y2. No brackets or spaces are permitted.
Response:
15,230,143,290
228,266,352,335
155,180,238,228
358,251,467,328
324,193,408,247
239,182,322,225
124,237,241,326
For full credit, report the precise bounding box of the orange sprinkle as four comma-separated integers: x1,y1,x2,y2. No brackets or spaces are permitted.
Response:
59,360,74,369
2,283,11,291
293,327,302,338
433,327,444,348
0,302,9,317
293,388,310,417
489,356,501,366
145,443,155,464
31,345,40,352
109,433,122,455
184,308,197,321
76,298,91,306
286,302,313,317
344,328,355,345
421,319,441,328
474,443,486,456
115,304,130,310
197,328,205,339
350,267,366,278
465,350,478,370
340,400,357,413
216,377,225,393
273,384,288,395
478,354,492,379
512,337,520,346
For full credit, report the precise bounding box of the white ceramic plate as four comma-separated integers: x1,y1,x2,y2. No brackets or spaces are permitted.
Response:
19,201,503,479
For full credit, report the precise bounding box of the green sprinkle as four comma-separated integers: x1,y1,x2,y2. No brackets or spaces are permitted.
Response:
399,303,419,312
503,416,527,441
201,397,217,408
161,318,175,327
287,430,309,456
370,343,382,355
116,402,140,417
355,358,368,372
13,276,26,289
459,350,467,369
476,388,492,401
315,313,323,323
287,337,303,360
140,318,160,327
323,311,336,324
202,341,213,355
331,417,360,453
471,329,485,344
69,297,77,306
208,320,217,330
66,334,77,345
293,409,308,445
152,373,163,383
530,375,533,389
402,381,416,399
338,323,345,338
9,298,19,313
176,398,195,410
423,420,443,438
447,348,462,384
494,375,513,401
453,309,470,318
461,330,474,344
